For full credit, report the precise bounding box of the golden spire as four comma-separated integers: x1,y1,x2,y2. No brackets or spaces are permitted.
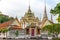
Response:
28,0,32,13
42,1,48,21
44,3,48,19
28,5,31,12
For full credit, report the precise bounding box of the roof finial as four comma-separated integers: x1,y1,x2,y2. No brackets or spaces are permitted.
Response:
28,0,30,9
43,0,48,19
28,0,31,13
28,4,30,11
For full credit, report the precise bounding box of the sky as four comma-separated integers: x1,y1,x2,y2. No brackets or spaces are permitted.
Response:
0,0,60,23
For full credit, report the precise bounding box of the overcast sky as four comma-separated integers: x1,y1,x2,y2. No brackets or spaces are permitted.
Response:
0,0,60,23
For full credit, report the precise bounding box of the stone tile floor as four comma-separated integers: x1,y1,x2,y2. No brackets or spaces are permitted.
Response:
0,38,49,40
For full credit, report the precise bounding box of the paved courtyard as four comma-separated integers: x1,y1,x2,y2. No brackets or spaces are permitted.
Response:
0,38,49,40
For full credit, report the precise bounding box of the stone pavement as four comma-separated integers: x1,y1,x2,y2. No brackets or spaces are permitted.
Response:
0,38,49,40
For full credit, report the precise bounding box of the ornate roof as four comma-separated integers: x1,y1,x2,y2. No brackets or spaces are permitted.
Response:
0,20,14,29
24,6,35,18
20,5,39,24
0,18,22,30
41,19,54,28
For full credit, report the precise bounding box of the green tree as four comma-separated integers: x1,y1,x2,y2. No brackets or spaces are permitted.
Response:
50,3,60,22
0,13,14,23
42,24,60,37
1,28,8,33
0,28,8,39
52,38,60,40
15,31,19,37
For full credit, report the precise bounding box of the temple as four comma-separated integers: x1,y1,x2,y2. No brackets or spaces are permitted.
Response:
20,5,40,37
0,3,53,38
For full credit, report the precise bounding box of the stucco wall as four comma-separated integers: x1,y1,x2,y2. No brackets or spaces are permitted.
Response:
9,29,26,38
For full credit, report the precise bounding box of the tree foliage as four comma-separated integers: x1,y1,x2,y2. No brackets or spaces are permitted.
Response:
50,3,60,16
0,28,8,33
42,24,60,35
50,3,60,22
15,31,19,37
52,38,60,40
0,14,14,23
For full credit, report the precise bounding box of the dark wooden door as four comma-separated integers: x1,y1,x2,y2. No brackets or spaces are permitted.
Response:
31,29,35,36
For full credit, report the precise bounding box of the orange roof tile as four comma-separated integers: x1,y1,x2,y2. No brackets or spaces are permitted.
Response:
11,25,22,30
0,20,14,29
0,19,22,30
